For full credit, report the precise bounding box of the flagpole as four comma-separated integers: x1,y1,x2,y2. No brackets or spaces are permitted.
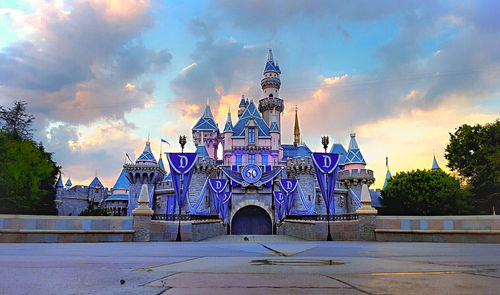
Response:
326,173,332,241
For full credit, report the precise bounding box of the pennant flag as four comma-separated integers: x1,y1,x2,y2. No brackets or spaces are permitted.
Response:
220,192,231,222
279,179,298,215
125,153,133,163
274,191,286,221
312,153,340,216
161,138,171,145
166,153,197,210
208,179,228,219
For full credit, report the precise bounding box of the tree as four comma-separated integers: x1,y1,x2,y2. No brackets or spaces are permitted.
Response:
445,120,500,214
0,101,35,138
380,169,473,216
0,101,59,215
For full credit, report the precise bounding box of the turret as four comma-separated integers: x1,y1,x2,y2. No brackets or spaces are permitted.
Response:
65,178,72,189
223,109,234,165
238,95,248,119
192,104,220,160
431,155,440,170
343,133,366,172
269,115,280,151
124,139,166,215
258,49,284,138
383,156,392,189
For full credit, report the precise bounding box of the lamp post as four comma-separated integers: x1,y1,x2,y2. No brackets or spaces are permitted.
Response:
179,135,187,152
321,135,329,153
321,136,333,241
176,135,187,242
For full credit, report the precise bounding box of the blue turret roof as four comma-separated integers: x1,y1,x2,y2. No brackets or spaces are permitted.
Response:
281,144,312,160
264,49,281,74
195,145,209,158
269,115,280,133
56,174,63,187
269,121,280,133
136,141,157,164
330,143,347,165
383,169,392,189
432,155,440,170
113,169,130,190
65,178,72,187
163,173,172,182
192,105,219,132
223,111,234,133
158,156,165,170
344,133,366,165
232,101,271,138
106,194,129,201
239,95,248,107
89,177,103,189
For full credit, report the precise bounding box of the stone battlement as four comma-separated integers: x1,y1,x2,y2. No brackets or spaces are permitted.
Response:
337,169,375,186
286,156,314,174
194,157,217,172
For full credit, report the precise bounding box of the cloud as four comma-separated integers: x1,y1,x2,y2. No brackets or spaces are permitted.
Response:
0,0,171,125
355,98,499,188
169,19,266,122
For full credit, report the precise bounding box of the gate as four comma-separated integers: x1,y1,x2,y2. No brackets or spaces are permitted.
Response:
231,205,272,235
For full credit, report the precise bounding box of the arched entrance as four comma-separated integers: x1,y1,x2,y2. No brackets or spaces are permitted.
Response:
231,205,272,235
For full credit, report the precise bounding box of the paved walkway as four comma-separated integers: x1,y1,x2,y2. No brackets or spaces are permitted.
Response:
0,236,499,294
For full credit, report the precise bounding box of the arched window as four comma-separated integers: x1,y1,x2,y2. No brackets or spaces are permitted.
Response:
269,93,273,98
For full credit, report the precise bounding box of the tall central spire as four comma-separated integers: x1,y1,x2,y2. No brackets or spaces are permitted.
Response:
294,106,300,147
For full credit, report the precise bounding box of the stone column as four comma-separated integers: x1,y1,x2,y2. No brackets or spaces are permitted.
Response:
132,184,154,242
356,183,377,241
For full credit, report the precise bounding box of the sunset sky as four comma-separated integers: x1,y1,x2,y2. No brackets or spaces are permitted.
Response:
0,0,498,188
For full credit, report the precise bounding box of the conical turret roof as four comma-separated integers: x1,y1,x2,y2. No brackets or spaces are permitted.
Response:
113,169,130,190
344,133,366,165
263,49,280,74
136,141,157,164
192,104,219,132
223,110,234,132
431,155,440,170
56,174,63,187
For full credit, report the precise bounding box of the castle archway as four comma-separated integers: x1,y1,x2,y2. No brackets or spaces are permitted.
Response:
231,205,272,235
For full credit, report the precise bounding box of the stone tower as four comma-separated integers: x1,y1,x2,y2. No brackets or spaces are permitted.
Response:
337,133,374,212
124,140,165,215
258,49,284,141
192,104,220,160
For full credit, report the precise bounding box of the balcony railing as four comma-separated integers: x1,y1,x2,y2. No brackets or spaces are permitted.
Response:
152,214,221,221
285,213,358,221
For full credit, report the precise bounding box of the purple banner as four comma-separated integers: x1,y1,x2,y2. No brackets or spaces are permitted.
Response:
220,192,231,222
208,179,230,220
274,191,285,221
279,179,298,215
209,179,228,194
312,153,340,215
166,153,197,210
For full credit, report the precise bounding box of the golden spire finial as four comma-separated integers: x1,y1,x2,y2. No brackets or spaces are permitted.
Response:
293,105,300,147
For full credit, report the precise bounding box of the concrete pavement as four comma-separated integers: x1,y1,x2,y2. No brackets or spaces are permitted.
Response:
0,235,499,294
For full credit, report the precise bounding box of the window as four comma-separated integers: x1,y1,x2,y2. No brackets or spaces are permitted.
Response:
248,127,255,144
262,154,268,165
249,154,255,164
236,154,242,165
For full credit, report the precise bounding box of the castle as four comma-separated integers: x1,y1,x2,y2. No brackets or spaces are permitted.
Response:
55,49,383,234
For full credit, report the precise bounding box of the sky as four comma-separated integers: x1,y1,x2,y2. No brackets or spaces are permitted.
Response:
0,0,499,188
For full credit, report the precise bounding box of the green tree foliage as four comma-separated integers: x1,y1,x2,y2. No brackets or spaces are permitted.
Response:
380,169,473,216
0,101,35,138
78,202,111,216
0,101,59,215
445,120,500,214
